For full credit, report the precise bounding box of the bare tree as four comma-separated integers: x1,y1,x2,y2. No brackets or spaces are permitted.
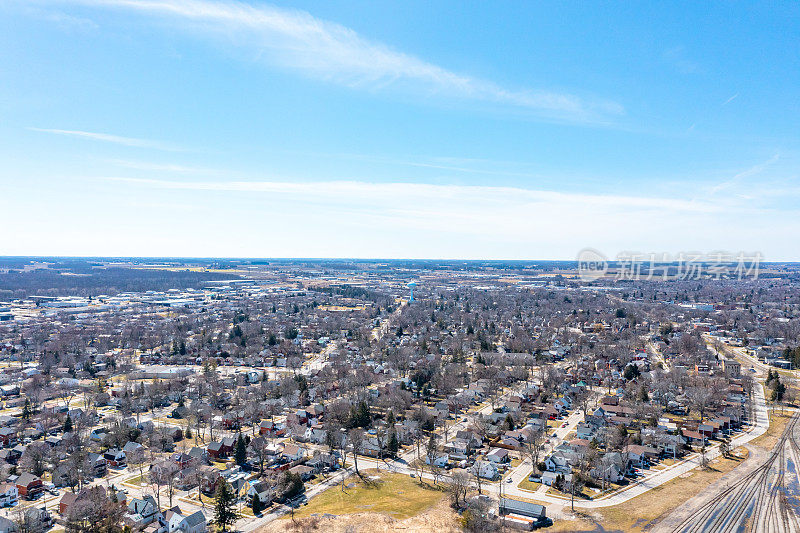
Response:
448,471,470,509
522,427,546,474
469,462,484,495
348,428,365,477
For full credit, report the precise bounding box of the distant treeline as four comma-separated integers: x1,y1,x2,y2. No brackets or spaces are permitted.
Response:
0,267,239,297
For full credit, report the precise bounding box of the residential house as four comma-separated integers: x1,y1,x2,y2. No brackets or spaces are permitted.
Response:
0,428,16,447
87,452,108,477
470,460,498,480
281,443,307,462
122,441,143,455
0,516,17,533
178,510,207,533
23,507,51,531
126,495,161,527
0,483,18,507
486,448,510,464
90,428,108,442
288,464,315,481
246,480,273,504
302,426,327,445
425,453,449,468
15,473,43,500
103,448,126,467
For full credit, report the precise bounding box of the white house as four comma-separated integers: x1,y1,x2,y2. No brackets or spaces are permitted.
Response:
590,463,624,484
541,471,573,488
425,453,449,468
179,510,207,533
303,426,327,444
544,453,571,473
471,460,499,480
486,448,510,464
164,507,207,533
0,483,18,507
126,495,161,527
246,480,273,504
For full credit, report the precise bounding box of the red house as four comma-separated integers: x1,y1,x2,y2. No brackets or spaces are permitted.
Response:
207,440,233,459
15,473,43,500
0,427,16,447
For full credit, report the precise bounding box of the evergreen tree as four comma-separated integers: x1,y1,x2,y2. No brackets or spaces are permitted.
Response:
213,480,238,533
63,414,73,433
235,433,247,467
21,399,31,420
387,430,399,456
356,401,371,427
251,494,263,515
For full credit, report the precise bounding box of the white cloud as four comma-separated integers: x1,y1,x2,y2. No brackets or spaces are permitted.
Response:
106,176,727,213
29,127,180,150
63,0,622,121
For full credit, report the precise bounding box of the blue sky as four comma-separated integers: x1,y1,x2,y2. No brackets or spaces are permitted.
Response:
2,1,799,259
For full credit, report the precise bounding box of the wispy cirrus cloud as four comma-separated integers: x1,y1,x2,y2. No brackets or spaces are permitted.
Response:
29,127,181,150
708,153,780,195
58,0,623,122
105,176,731,215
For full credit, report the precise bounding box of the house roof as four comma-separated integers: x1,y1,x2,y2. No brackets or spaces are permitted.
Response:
500,498,546,518
16,473,40,486
184,510,206,527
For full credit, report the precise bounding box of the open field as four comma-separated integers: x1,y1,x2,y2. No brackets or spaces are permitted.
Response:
286,470,446,521
258,497,460,533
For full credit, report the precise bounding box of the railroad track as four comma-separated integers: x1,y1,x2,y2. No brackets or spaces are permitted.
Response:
671,412,800,533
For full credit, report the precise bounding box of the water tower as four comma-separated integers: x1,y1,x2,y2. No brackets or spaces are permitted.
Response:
407,281,417,302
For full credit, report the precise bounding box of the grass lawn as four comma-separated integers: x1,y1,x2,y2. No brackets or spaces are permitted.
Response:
212,460,230,470
546,446,749,532
123,474,145,486
288,469,446,520
516,474,542,493
546,486,593,500
502,457,522,475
